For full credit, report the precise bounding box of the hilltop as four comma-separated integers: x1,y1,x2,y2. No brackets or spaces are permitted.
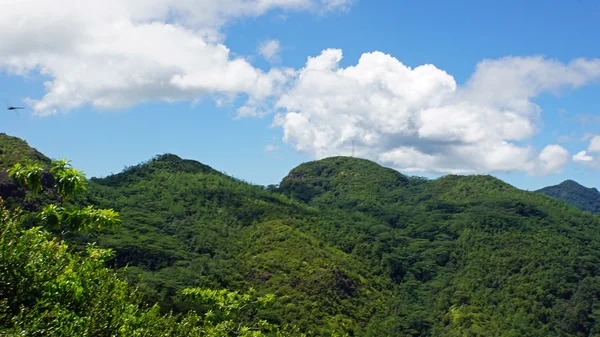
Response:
278,156,422,219
0,133,51,169
280,156,411,201
0,133,51,185
3,133,600,336
537,180,600,214
0,134,56,211
91,153,223,187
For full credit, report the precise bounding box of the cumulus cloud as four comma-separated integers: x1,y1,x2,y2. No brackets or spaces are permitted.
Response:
0,0,351,115
273,49,600,175
259,39,281,63
589,135,600,153
1,0,595,177
573,135,600,167
530,145,570,175
573,151,594,163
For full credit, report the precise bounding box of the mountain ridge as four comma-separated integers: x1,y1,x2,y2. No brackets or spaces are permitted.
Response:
537,179,600,214
90,153,224,187
4,133,600,335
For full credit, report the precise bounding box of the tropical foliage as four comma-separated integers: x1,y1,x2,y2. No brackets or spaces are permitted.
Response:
0,156,299,336
2,134,600,336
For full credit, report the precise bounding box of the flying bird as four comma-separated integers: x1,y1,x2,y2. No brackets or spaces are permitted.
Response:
4,99,26,115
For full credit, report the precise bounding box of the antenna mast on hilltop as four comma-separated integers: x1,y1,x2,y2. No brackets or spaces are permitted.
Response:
352,140,355,157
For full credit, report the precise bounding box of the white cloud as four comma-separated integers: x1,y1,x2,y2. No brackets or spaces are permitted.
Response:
530,144,570,176
573,151,594,163
573,135,600,168
588,135,600,153
273,49,600,175
259,39,281,63
0,0,351,115
321,0,354,12
1,0,595,177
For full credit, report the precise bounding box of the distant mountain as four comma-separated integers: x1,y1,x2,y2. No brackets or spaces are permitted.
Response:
537,180,600,214
5,133,600,336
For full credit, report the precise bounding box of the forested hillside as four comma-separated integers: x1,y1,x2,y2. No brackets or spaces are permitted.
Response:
3,134,600,336
537,180,600,214
80,154,388,335
0,153,303,336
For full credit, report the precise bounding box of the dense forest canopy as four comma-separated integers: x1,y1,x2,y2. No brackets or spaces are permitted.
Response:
2,133,600,336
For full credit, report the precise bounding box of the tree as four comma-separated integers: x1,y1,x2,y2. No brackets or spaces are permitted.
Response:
1,158,300,336
8,158,119,232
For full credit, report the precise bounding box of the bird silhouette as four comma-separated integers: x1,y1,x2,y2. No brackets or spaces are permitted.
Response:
7,106,24,110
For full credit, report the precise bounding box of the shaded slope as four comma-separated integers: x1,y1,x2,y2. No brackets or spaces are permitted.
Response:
537,179,600,214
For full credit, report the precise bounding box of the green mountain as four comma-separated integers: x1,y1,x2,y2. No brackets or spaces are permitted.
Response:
279,156,412,204
278,161,600,335
537,180,600,214
81,154,389,335
3,133,600,336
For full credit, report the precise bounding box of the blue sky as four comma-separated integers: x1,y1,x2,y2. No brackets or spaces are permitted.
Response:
1,0,599,190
